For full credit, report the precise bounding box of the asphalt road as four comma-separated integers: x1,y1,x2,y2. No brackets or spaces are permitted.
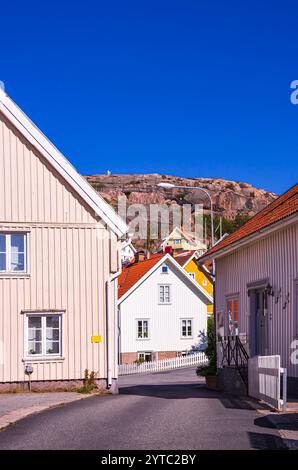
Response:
0,368,285,450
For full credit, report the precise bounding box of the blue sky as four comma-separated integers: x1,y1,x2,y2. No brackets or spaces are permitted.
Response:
1,0,298,194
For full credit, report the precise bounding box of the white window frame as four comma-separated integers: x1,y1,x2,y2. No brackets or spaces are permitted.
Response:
24,313,63,359
136,319,150,339
181,318,193,338
159,284,171,304
0,232,28,274
138,351,152,362
189,272,195,280
161,265,168,274
226,295,239,336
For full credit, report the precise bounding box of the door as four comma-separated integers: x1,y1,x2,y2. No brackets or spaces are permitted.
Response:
255,290,267,355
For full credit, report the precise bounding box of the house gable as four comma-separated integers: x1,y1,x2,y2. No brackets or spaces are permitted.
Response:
118,254,213,305
0,89,127,235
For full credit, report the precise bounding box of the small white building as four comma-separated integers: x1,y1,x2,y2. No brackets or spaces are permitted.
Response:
120,239,136,264
118,253,212,364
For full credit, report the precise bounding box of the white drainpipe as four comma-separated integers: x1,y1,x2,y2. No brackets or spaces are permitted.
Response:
106,246,122,389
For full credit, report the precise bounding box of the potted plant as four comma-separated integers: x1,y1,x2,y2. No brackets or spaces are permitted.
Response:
196,316,217,389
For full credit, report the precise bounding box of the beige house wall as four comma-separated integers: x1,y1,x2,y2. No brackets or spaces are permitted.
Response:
0,111,119,386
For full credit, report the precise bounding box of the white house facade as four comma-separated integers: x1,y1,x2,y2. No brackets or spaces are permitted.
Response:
118,254,212,364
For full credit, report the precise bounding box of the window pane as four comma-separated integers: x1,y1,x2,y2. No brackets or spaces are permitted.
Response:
28,329,42,341
28,317,42,328
46,341,60,354
138,321,143,337
46,316,60,328
0,235,6,252
11,234,24,253
10,253,25,271
28,341,42,355
46,328,59,340
0,253,6,271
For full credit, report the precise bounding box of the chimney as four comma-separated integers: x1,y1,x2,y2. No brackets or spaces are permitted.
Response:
164,246,173,256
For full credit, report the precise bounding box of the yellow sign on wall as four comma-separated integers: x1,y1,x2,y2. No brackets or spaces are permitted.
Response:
91,335,102,343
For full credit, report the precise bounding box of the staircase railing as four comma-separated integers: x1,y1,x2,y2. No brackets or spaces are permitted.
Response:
219,336,249,390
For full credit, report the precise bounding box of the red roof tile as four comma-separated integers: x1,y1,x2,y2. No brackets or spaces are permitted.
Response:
118,255,164,299
201,183,298,260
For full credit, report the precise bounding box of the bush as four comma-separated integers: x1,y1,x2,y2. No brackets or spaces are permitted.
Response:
196,317,217,377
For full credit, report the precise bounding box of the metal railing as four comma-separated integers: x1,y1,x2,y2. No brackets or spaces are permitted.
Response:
219,335,249,389
119,352,208,375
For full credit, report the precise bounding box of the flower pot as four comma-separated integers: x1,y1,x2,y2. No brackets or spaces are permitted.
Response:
205,375,217,390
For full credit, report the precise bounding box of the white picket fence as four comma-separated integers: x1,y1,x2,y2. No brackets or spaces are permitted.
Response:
119,352,208,375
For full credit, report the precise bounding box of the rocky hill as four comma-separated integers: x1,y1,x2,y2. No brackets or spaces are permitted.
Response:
85,173,277,219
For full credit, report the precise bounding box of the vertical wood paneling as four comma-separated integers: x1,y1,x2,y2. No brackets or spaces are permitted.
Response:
0,111,118,384
216,222,298,378
0,113,97,224
0,225,111,382
120,262,208,355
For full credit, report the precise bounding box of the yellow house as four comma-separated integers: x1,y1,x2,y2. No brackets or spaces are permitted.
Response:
161,226,207,255
174,251,213,314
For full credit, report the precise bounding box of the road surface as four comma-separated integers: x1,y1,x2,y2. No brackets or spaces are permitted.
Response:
0,368,285,450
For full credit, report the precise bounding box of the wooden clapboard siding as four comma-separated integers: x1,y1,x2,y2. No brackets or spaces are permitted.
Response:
0,112,97,224
215,221,298,378
0,110,119,383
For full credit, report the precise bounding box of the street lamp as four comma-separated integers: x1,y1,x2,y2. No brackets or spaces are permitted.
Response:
157,182,215,247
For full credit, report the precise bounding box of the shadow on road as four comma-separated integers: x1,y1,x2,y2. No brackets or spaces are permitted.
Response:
247,431,287,450
120,383,257,410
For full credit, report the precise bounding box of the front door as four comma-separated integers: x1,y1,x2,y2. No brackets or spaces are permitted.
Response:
255,289,267,355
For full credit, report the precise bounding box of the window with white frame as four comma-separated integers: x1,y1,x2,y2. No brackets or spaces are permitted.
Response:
189,272,195,280
26,314,62,357
159,285,171,304
137,320,149,339
138,352,152,362
181,319,193,337
161,265,168,274
0,233,27,273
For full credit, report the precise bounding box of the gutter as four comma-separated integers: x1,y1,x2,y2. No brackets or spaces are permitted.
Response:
106,243,122,390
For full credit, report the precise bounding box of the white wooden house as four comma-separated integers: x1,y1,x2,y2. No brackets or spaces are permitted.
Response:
118,253,212,364
120,239,136,264
0,88,128,392
200,183,298,396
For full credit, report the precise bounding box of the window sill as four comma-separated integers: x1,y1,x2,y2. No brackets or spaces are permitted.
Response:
136,338,150,341
0,273,30,279
180,337,193,340
158,303,172,306
22,357,65,363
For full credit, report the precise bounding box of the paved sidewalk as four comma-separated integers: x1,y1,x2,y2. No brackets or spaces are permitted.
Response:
0,392,90,430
